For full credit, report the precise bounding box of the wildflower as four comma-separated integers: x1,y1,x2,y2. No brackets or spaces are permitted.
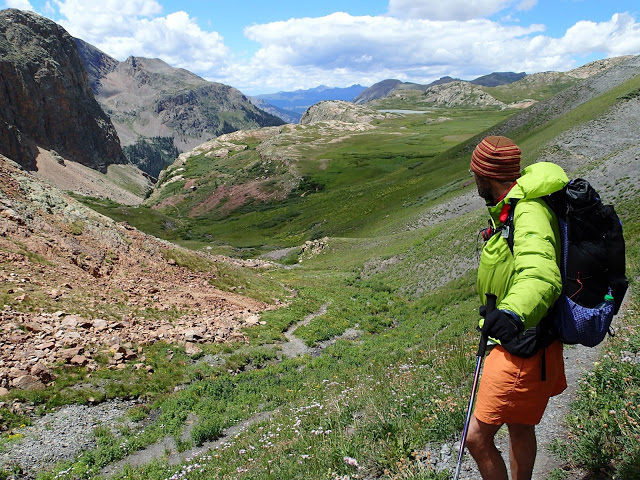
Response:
344,456,359,467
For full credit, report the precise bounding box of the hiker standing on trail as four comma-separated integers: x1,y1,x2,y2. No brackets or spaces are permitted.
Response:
465,136,568,480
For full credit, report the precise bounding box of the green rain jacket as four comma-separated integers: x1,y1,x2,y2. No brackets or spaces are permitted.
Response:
477,162,569,330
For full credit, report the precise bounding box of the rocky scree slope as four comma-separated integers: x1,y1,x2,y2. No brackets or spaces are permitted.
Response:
0,9,126,172
0,154,275,397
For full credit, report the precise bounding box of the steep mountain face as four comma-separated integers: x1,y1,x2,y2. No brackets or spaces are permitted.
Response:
353,79,412,104
76,40,284,176
0,9,127,172
73,37,119,92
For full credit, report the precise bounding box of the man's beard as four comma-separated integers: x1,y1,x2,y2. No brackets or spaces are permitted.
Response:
475,176,494,203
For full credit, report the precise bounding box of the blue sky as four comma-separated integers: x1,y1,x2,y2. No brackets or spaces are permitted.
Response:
4,0,640,94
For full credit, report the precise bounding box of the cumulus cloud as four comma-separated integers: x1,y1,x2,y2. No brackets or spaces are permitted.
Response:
388,0,516,21
244,13,549,79
551,13,640,57
238,11,640,92
5,0,35,10
52,0,229,72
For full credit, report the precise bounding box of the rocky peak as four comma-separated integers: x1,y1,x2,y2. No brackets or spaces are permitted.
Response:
0,9,127,172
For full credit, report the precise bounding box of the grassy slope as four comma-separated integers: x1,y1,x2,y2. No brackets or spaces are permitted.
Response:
17,78,640,479
82,109,512,254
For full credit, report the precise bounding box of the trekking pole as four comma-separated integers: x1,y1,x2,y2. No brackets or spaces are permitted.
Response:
453,292,497,480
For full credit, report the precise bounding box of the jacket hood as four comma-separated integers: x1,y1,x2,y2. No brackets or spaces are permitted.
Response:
507,162,569,200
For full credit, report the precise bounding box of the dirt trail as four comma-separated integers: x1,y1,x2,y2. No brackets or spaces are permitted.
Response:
281,303,329,358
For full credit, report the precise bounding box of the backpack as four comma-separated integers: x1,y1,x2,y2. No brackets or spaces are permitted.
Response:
507,178,628,347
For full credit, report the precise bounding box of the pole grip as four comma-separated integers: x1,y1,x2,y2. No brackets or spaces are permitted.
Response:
477,293,497,357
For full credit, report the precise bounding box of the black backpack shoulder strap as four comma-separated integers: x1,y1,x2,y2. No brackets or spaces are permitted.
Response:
506,198,519,254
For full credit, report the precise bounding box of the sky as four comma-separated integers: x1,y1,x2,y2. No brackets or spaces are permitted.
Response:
3,0,640,95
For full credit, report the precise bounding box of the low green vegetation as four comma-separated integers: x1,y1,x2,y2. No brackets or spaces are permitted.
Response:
75,108,512,253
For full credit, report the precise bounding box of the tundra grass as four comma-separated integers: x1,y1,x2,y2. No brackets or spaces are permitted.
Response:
36,271,480,480
481,76,578,104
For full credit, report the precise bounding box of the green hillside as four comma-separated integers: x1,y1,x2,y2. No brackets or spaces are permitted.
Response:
83,109,512,255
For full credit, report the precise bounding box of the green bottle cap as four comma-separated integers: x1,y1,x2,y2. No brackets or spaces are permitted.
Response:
604,294,614,302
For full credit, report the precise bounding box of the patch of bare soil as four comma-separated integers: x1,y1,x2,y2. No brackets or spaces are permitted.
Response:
33,149,146,205
189,180,286,217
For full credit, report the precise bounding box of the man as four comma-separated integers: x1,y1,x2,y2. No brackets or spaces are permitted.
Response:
465,136,568,480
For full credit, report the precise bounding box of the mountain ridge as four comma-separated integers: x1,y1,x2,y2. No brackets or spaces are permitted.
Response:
75,38,284,177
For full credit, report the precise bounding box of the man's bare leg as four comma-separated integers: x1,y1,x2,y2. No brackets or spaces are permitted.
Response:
466,415,508,480
507,423,537,480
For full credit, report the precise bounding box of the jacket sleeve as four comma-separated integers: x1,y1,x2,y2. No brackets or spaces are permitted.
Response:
499,198,562,329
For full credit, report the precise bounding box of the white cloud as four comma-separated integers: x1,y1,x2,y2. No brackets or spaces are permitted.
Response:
388,0,515,21
5,0,35,10
244,13,548,79
549,13,640,57
516,0,537,11
236,11,640,92
52,0,229,71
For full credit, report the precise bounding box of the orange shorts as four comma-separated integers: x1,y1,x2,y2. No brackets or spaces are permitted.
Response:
474,340,567,425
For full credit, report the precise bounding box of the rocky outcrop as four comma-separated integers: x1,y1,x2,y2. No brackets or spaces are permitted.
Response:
0,9,127,172
420,81,505,107
299,100,394,124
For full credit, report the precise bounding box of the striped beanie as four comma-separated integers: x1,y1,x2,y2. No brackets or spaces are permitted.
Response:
470,136,521,181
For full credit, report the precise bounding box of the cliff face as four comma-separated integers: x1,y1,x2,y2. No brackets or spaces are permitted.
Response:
0,9,126,172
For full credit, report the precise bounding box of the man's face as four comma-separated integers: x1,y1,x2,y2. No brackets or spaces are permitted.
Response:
474,173,494,203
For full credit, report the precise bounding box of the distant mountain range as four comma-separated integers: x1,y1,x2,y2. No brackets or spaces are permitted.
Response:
253,84,368,122
354,72,526,104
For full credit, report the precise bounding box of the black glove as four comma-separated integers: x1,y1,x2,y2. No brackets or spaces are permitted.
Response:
481,309,524,344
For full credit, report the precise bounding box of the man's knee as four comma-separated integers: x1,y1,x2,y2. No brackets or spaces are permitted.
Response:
466,416,499,455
